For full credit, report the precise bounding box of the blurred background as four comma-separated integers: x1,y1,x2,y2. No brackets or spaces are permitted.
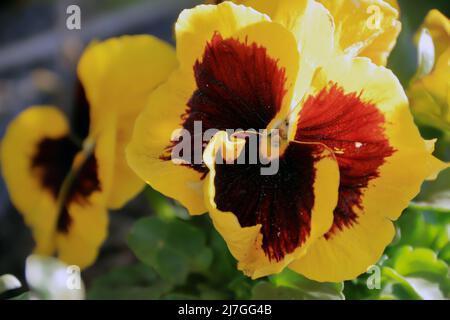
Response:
0,0,449,299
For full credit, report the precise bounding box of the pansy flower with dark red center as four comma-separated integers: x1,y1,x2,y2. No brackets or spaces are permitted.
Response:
1,36,177,268
126,2,447,280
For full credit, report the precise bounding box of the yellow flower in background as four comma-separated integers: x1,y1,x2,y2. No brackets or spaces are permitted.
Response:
208,0,401,66
1,36,177,268
127,2,446,281
419,9,450,59
317,0,400,66
409,10,450,133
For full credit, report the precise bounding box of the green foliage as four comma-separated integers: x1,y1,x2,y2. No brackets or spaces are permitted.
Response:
128,216,213,285
126,214,346,300
126,209,253,299
125,211,347,300
88,264,173,300
345,211,450,300
390,209,449,252
378,246,449,300
252,269,344,300
145,187,190,220
439,243,450,265
95,180,450,301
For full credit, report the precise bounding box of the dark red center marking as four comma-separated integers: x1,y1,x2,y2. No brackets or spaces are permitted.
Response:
161,33,287,173
31,81,101,234
71,80,91,142
296,83,395,237
214,141,326,261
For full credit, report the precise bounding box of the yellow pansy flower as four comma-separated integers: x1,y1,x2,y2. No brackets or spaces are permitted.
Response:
409,10,450,133
1,36,177,269
208,0,401,66
127,2,446,280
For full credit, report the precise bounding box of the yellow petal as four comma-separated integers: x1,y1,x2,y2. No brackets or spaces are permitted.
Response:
217,0,399,66
229,0,335,101
175,2,269,72
78,35,178,209
409,48,450,132
419,9,450,59
410,10,450,132
126,70,207,215
290,55,447,282
56,197,108,269
290,207,396,282
89,112,117,206
235,0,335,65
203,131,339,279
318,0,401,66
1,107,67,256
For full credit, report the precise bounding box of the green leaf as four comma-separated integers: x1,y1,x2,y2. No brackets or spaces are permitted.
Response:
209,229,240,280
382,246,450,299
163,293,198,300
391,209,449,252
438,242,450,265
252,282,306,300
88,264,172,300
196,284,230,300
155,247,190,285
228,275,254,300
128,216,213,285
0,274,21,295
381,267,423,300
388,247,448,277
252,269,344,300
145,187,189,220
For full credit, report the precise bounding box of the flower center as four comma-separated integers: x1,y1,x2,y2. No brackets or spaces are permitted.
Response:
161,32,288,173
